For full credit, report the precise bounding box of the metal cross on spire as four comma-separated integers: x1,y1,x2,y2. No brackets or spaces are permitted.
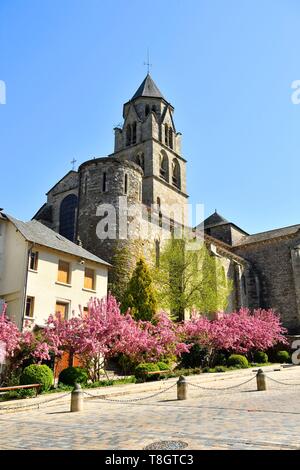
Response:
144,48,152,74
71,157,77,170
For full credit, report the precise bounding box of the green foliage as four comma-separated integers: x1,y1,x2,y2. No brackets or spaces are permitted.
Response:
212,352,227,367
122,258,157,321
156,361,170,371
134,362,160,380
214,366,227,373
20,364,53,392
180,344,210,368
275,350,290,363
153,238,232,320
59,366,88,386
109,240,147,302
253,351,268,364
227,354,249,368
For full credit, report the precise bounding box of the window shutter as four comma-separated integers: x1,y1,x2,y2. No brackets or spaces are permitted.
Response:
58,261,70,284
84,268,95,290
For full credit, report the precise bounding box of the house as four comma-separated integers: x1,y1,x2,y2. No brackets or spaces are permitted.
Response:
0,211,110,330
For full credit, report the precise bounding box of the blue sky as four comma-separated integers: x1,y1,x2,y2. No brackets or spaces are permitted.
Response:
0,0,299,234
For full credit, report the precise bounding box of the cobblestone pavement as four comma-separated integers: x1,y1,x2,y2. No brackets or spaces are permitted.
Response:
1,366,300,450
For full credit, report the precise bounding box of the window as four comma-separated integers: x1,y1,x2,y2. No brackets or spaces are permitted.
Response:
126,124,132,146
159,152,169,181
165,124,169,146
124,174,128,195
136,153,144,171
152,105,157,113
29,251,38,271
55,302,69,320
25,296,34,318
145,104,150,116
157,197,161,208
132,122,137,144
138,182,142,202
84,267,95,290
59,194,78,242
57,260,70,284
172,158,181,189
83,306,89,318
169,128,173,149
102,172,107,192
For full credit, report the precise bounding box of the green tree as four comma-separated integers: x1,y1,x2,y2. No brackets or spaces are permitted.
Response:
122,257,157,321
153,238,232,320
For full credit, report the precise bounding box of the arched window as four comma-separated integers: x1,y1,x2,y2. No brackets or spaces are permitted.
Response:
169,128,173,149
126,124,131,146
145,104,150,116
159,151,169,182
172,158,181,189
124,174,128,195
164,124,169,146
59,194,78,242
132,122,137,144
157,197,161,208
102,172,107,192
152,105,157,114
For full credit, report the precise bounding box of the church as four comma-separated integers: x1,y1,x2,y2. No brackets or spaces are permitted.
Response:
33,74,300,334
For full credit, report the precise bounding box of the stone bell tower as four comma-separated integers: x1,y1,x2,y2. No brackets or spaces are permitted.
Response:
112,74,189,225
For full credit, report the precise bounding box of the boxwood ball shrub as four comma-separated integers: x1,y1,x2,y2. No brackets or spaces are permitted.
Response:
275,350,290,364
20,364,53,392
227,354,249,369
253,351,268,364
134,363,160,380
59,366,88,386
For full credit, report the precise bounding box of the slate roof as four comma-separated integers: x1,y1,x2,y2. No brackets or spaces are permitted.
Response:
3,214,110,266
131,74,165,100
234,224,300,246
203,211,229,228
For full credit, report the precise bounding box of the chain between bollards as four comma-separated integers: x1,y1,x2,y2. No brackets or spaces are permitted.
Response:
71,383,84,412
177,375,188,400
256,368,267,391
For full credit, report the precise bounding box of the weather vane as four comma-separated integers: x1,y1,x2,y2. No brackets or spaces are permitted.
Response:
144,48,152,74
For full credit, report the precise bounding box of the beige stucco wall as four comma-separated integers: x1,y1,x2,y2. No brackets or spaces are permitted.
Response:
0,219,108,330
0,220,28,328
26,246,108,326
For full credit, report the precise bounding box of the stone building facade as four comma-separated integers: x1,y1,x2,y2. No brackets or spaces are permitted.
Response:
33,74,300,332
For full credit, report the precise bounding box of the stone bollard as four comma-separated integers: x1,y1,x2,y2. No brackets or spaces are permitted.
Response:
177,375,188,400
256,369,267,391
71,383,84,412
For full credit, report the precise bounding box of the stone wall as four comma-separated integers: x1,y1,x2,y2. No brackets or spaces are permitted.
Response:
234,235,300,333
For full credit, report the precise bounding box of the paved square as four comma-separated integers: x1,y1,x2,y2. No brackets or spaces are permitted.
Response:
1,367,300,450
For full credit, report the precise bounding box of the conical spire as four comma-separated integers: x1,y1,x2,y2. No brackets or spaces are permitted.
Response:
131,74,165,100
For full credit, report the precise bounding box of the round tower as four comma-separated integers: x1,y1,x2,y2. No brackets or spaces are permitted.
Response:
77,157,143,264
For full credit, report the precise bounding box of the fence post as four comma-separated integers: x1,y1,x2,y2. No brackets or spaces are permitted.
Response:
177,375,187,400
256,369,267,391
71,383,84,412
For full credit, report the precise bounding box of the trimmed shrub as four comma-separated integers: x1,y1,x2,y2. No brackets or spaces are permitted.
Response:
253,351,268,364
156,362,170,371
215,365,227,373
134,363,160,381
227,354,249,369
20,364,53,392
275,350,290,364
180,344,210,369
59,367,88,386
